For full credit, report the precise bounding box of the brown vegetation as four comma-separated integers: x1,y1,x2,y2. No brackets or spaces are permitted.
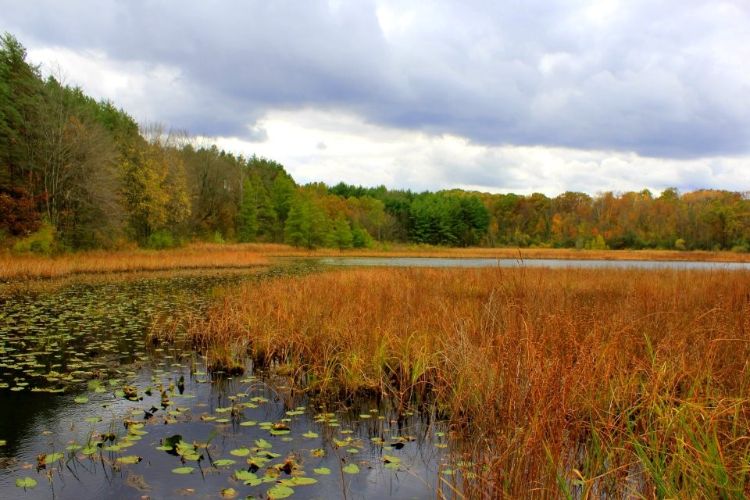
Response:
0,243,268,281
252,242,750,262
3,242,750,282
186,266,750,497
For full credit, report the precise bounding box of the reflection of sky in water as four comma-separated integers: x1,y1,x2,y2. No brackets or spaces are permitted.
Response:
322,257,750,270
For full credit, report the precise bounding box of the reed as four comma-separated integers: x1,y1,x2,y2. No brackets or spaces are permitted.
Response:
0,243,268,281
185,266,750,497
245,242,750,262
3,242,748,281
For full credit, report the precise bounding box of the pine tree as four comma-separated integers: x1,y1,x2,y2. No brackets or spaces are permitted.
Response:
332,216,353,249
237,178,258,242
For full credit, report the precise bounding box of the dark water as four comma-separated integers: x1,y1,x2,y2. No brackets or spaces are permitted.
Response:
0,270,453,499
321,256,750,270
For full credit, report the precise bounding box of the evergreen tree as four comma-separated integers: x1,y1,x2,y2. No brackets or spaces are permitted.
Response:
284,198,310,248
332,216,353,249
237,178,258,242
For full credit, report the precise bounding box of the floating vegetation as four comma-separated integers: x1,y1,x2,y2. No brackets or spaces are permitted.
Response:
15,477,37,489
342,463,360,474
0,269,452,499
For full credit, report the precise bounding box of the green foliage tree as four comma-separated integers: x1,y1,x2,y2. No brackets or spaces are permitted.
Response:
3,33,750,253
284,194,331,248
332,216,353,249
271,173,297,236
237,178,258,242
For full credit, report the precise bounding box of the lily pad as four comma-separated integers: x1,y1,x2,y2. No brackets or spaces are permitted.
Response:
15,477,37,489
171,466,194,474
254,438,272,449
282,476,318,486
45,452,65,463
267,484,295,499
343,463,360,474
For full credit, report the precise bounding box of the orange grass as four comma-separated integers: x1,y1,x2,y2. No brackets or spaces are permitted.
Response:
245,242,750,262
187,266,750,497
3,242,748,281
0,242,268,281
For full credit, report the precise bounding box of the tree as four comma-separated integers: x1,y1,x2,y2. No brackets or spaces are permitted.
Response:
284,194,332,248
332,216,353,249
237,178,258,242
0,33,44,188
271,173,296,232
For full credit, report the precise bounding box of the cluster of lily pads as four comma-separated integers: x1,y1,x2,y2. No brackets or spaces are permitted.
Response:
4,351,460,498
0,270,467,498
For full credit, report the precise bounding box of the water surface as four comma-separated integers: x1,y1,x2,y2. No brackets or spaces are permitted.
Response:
321,256,750,270
0,269,453,499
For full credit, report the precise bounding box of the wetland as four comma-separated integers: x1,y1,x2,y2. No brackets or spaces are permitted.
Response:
2,256,750,498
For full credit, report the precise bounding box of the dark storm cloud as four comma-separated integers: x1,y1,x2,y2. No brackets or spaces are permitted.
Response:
3,0,748,158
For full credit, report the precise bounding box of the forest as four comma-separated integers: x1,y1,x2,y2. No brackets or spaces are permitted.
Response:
2,33,749,254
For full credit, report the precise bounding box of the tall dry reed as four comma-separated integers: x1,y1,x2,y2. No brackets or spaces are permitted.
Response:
187,266,750,497
0,243,268,281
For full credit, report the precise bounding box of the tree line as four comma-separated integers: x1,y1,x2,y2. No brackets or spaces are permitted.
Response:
1,33,749,253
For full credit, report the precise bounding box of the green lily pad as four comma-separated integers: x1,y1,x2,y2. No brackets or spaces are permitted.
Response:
171,466,194,474
343,463,359,474
15,477,37,489
313,467,331,475
234,470,258,483
267,484,295,499
282,476,318,486
254,438,272,449
116,455,142,465
213,459,236,467
230,447,250,457
74,396,89,404
46,452,65,463
302,431,318,439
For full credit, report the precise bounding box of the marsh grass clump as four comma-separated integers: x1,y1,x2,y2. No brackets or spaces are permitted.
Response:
184,266,750,496
0,243,268,281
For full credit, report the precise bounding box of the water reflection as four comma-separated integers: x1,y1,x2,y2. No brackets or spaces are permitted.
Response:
321,256,750,270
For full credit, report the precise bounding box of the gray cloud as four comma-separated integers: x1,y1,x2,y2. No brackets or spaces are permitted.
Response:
2,0,749,158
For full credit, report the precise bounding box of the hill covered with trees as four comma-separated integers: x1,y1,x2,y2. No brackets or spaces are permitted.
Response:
1,33,749,253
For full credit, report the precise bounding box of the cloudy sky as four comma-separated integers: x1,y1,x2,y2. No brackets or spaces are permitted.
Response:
2,0,749,195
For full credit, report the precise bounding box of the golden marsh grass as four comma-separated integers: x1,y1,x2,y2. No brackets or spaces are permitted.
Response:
0,243,269,281
187,266,750,497
3,242,749,282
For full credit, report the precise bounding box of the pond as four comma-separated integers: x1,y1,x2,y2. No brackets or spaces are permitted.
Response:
320,256,750,270
0,268,455,499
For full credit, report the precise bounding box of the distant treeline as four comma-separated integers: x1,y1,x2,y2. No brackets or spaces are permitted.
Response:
1,34,749,252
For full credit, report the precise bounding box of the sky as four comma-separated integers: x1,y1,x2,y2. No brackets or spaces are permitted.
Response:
1,0,749,195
